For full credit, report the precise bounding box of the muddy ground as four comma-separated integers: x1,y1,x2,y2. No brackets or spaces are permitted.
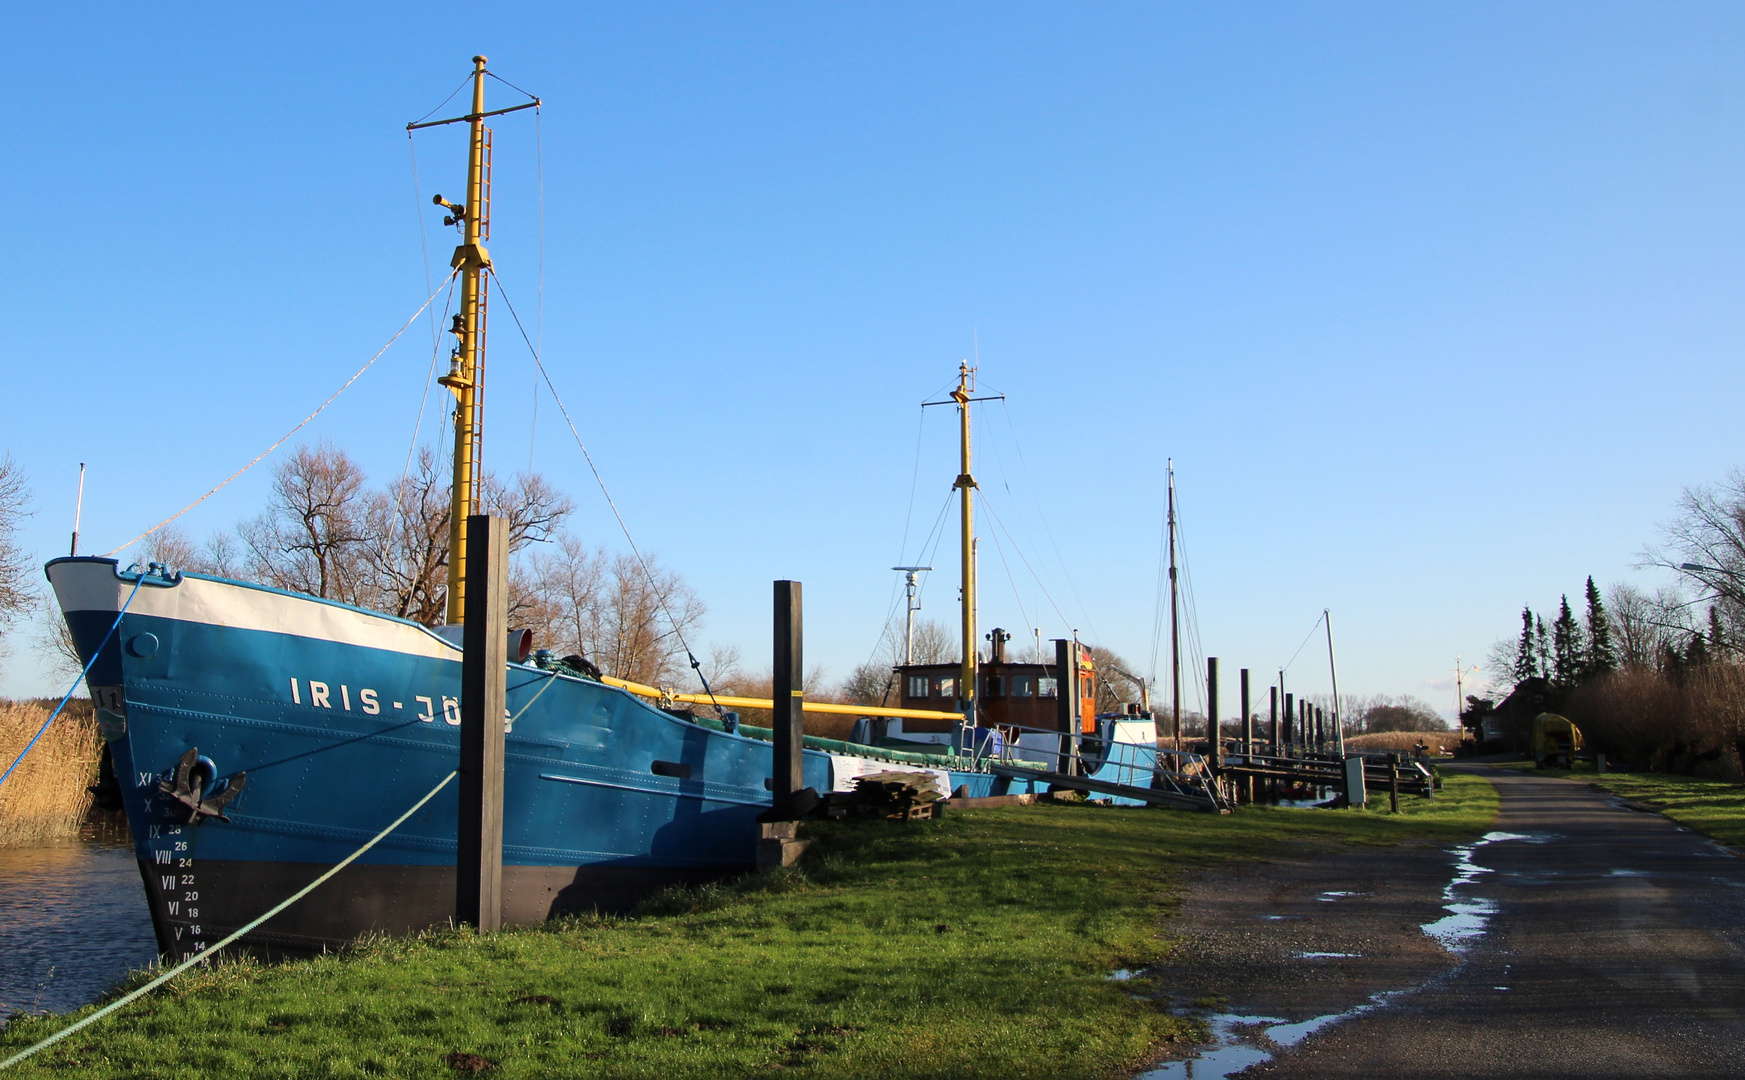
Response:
1143,767,1745,1079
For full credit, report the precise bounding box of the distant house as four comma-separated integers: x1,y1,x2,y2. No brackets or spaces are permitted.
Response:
1471,677,1559,752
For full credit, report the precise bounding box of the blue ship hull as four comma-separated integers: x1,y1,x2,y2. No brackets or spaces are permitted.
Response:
48,558,993,957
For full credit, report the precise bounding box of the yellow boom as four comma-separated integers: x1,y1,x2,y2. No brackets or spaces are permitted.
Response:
600,676,963,722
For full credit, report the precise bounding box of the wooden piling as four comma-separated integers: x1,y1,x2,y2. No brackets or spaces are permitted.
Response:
1283,693,1295,756
1207,657,1220,769
1240,668,1252,804
772,581,805,816
458,513,508,933
1268,685,1279,801
1388,754,1401,814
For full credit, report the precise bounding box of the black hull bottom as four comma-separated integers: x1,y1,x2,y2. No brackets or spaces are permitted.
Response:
138,858,745,959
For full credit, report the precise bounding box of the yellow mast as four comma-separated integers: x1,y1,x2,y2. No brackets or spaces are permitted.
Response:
951,362,978,723
439,57,494,624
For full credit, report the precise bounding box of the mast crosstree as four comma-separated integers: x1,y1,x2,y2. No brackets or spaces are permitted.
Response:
407,56,540,625
922,362,1003,726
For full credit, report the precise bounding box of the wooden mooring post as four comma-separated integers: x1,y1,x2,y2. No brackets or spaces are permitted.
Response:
458,514,508,933
772,581,804,814
1207,657,1220,769
1268,685,1279,801
1283,692,1294,757
1240,668,1252,804
1388,754,1401,814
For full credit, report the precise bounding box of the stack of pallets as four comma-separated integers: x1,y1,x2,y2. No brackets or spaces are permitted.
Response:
823,771,946,821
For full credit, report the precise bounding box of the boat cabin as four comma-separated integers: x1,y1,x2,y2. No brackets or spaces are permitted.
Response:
890,630,1098,737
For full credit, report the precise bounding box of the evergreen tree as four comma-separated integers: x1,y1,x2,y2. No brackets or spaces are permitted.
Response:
1535,615,1553,679
1552,595,1584,684
1513,606,1539,681
1582,576,1615,679
1708,604,1726,661
1685,631,1711,668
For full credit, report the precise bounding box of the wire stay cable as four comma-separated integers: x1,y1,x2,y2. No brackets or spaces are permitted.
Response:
0,575,146,790
104,270,460,558
488,270,725,714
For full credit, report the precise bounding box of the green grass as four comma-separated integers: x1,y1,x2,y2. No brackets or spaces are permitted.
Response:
1,777,1496,1080
1491,760,1745,847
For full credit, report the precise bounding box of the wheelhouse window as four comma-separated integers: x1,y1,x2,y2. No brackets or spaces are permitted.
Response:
1011,675,1034,697
1038,677,1058,698
934,676,956,699
985,675,1004,699
907,675,929,698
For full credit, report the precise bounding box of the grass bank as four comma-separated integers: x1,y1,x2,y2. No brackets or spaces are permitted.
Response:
1490,760,1745,847
0,700,99,848
1,776,1496,1079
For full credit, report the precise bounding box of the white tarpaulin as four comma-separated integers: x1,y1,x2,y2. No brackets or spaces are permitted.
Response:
829,755,952,798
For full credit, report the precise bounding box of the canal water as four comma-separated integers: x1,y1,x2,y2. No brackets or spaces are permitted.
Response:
0,842,158,1021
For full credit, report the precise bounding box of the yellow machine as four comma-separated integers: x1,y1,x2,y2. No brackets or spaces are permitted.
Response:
1531,713,1584,768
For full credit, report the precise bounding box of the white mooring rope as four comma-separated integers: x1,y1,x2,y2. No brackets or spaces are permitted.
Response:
0,770,459,1070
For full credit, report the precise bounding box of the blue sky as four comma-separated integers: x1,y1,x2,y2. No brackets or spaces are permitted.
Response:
5,3,1743,717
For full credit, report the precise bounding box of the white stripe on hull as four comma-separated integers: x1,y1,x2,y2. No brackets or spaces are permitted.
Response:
48,559,457,660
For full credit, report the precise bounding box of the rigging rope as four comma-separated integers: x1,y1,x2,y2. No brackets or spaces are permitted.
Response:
488,270,727,716
993,399,1104,644
103,270,460,558
0,769,459,1071
0,574,146,790
407,133,439,356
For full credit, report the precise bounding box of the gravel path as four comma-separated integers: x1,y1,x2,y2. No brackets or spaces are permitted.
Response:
1144,766,1745,1079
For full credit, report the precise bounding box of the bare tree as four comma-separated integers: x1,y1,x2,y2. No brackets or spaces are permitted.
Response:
1607,582,1693,673
1644,469,1745,642
358,448,450,624
141,523,209,572
528,537,703,687
241,440,369,603
0,453,33,632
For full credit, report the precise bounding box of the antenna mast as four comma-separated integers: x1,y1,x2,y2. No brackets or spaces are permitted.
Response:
921,363,1002,726
406,56,540,626
1168,460,1180,753
70,463,86,557
892,566,932,664
440,56,493,625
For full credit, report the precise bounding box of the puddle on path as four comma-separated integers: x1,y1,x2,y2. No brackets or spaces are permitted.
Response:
1293,951,1361,959
1149,831,1540,1078
1139,990,1410,1080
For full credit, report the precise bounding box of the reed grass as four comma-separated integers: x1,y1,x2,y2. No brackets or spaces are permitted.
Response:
0,698,100,848
1344,731,1465,754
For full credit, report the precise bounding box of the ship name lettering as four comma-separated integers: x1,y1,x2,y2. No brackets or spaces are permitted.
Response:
341,685,352,710
415,696,435,722
360,688,380,715
290,677,301,704
442,696,461,726
309,681,331,708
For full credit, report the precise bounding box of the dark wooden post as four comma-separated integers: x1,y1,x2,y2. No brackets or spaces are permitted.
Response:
772,581,804,815
1240,668,1252,804
1207,657,1220,768
1283,693,1294,756
1054,639,1078,776
458,513,508,933
1268,684,1279,801
1389,753,1401,814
